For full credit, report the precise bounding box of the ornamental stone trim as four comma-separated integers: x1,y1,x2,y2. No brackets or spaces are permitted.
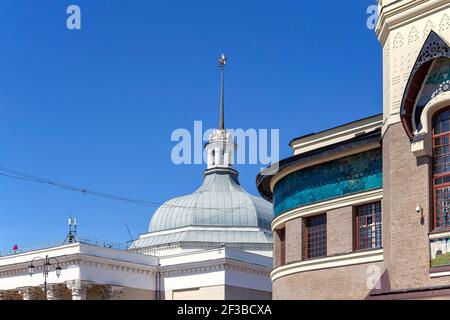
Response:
18,286,41,300
43,283,66,300
66,280,94,300
100,285,125,300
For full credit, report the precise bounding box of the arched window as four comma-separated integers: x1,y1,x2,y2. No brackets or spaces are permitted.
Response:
211,150,216,166
433,108,450,229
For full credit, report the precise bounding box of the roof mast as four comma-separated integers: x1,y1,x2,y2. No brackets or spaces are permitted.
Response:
218,53,227,130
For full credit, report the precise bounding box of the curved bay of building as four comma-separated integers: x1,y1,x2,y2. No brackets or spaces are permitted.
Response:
257,0,450,299
257,0,450,300
258,115,385,300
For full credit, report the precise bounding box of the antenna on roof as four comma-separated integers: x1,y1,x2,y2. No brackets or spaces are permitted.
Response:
124,222,134,243
64,214,78,244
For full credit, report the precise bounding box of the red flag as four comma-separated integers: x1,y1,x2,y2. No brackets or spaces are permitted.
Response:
13,244,18,252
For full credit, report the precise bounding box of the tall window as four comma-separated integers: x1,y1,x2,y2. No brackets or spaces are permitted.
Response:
303,214,327,259
433,108,450,230
354,202,382,251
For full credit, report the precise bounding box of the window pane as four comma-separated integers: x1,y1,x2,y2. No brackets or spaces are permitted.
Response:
355,202,382,251
434,108,450,230
303,214,327,259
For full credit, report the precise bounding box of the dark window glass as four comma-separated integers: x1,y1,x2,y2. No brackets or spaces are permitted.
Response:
433,108,450,229
303,214,327,259
354,202,382,250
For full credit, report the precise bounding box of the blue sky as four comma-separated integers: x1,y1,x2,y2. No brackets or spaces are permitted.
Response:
0,0,381,251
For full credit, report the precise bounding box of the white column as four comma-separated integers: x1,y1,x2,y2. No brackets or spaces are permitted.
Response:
66,280,94,300
44,283,66,300
101,285,125,300
18,287,41,300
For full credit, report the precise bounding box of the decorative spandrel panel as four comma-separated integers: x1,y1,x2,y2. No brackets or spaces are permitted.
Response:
273,149,382,217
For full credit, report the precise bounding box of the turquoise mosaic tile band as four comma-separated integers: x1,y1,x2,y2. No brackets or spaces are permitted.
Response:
273,148,382,216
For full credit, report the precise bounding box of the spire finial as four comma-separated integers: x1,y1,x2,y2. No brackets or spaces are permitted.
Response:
218,53,227,130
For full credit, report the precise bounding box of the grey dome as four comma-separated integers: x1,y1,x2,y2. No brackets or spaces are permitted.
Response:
130,169,273,249
150,170,272,232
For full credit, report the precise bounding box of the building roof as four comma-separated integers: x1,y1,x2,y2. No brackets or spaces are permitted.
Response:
131,169,273,249
288,113,383,149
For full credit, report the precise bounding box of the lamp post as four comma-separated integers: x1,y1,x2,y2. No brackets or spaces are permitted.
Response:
28,255,62,299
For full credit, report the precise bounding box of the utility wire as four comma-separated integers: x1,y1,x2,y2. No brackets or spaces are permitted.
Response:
0,166,249,212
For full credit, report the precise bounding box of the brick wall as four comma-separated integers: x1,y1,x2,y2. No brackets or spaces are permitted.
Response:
272,122,450,300
285,218,302,263
327,206,353,256
273,228,283,268
382,122,450,290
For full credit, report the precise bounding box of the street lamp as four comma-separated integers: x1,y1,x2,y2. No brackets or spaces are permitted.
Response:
28,255,62,299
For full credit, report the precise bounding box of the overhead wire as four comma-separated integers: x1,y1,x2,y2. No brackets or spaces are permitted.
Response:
0,166,251,213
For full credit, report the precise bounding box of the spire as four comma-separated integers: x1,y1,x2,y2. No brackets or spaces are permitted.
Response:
218,54,227,130
204,53,236,173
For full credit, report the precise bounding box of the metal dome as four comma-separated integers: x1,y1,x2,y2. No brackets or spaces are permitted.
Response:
150,170,272,232
130,169,273,250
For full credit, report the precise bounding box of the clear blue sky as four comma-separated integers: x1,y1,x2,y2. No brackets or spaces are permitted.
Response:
0,0,381,250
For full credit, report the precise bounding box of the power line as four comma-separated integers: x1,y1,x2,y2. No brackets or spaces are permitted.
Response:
0,166,249,212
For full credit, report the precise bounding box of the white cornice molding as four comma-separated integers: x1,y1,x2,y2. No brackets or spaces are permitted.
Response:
160,258,270,277
429,231,450,240
272,189,383,230
430,271,450,278
289,117,382,155
136,242,273,257
0,253,157,277
139,226,264,238
271,249,384,281
376,0,450,45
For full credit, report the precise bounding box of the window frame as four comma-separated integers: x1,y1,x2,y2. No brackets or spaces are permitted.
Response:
353,201,382,252
302,213,327,260
432,107,450,231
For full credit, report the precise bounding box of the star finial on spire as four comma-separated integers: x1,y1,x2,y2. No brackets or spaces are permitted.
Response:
219,53,227,70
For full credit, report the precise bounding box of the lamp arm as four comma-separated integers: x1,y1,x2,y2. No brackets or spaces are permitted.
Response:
30,256,45,267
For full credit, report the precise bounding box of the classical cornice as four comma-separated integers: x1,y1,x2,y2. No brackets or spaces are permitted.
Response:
376,0,450,45
0,253,157,277
136,241,273,257
159,257,270,277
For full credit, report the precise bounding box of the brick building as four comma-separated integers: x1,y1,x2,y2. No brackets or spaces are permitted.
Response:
257,0,450,299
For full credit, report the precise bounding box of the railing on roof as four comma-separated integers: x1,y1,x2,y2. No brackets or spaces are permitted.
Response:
0,235,135,257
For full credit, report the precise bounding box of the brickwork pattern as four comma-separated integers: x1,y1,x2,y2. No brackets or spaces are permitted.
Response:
285,218,302,263
327,207,354,256
383,122,450,290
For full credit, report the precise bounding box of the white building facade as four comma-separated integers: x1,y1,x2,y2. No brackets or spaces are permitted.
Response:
0,55,273,300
